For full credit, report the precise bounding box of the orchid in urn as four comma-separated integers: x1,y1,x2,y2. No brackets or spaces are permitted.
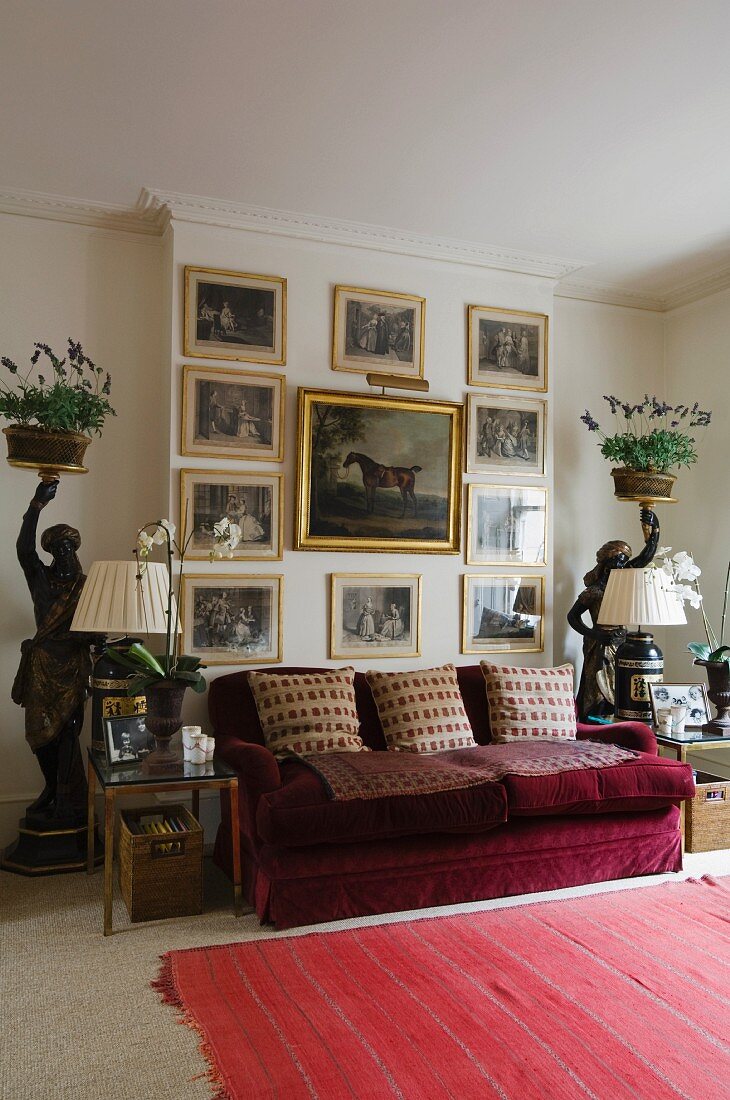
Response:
107,513,241,694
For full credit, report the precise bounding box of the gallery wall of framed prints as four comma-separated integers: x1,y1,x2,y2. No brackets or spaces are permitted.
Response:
169,236,553,671
462,302,550,658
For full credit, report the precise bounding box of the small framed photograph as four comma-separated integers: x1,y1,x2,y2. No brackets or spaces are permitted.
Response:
332,285,425,378
466,393,546,476
181,470,283,561
467,305,548,391
649,683,711,729
462,574,544,654
330,574,422,659
295,387,461,553
103,715,154,767
181,365,285,462
181,574,283,665
184,266,286,365
466,484,547,566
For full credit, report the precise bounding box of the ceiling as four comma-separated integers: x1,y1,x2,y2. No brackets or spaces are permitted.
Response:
2,0,730,303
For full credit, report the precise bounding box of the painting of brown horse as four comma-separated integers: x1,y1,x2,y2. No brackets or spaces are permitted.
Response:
342,452,422,517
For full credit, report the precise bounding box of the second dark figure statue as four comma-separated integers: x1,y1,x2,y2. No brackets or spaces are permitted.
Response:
567,507,660,721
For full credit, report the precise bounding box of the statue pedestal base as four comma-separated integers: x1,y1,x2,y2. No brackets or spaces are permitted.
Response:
1,816,103,876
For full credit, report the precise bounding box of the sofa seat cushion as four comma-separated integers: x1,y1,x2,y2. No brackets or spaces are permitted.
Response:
503,752,694,815
256,759,508,847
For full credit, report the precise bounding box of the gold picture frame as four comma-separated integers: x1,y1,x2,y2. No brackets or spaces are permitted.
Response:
467,305,548,392
184,265,286,365
330,573,422,660
181,365,285,462
295,387,462,553
465,483,548,566
181,573,283,666
466,393,547,476
332,285,426,377
180,469,283,561
462,574,545,654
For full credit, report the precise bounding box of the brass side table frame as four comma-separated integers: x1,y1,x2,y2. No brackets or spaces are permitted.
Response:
86,753,242,936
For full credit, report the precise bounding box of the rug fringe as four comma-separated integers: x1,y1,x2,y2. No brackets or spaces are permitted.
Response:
152,953,232,1100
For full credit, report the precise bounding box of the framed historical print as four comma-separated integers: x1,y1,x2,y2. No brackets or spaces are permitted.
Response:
184,266,286,365
330,574,422,659
466,484,547,566
649,682,711,729
180,470,283,561
332,285,425,378
295,387,462,553
466,393,546,476
462,574,545,654
181,365,284,462
103,715,154,767
181,574,283,665
467,305,548,391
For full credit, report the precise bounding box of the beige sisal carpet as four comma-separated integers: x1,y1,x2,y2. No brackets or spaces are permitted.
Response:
2,850,728,1100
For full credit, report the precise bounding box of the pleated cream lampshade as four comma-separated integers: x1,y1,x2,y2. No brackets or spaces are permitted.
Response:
70,561,181,635
597,567,687,628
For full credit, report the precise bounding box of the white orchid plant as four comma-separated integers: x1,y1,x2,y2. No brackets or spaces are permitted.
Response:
649,547,730,663
107,513,241,694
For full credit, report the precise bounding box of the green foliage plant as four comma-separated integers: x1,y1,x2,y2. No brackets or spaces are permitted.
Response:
0,339,115,436
579,395,711,472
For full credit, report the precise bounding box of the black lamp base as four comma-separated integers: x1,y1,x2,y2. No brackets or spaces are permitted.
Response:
615,632,663,722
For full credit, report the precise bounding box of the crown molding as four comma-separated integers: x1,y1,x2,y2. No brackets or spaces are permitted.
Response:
554,279,666,312
661,264,730,311
0,186,166,235
139,187,587,279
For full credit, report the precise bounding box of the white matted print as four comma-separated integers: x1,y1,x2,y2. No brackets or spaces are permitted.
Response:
468,305,547,391
184,266,286,365
649,683,711,729
330,574,421,659
181,470,283,561
332,285,425,377
466,393,546,476
462,574,544,654
466,484,547,566
181,365,284,461
182,574,283,665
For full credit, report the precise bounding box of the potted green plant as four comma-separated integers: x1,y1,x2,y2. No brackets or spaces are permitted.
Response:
1,340,115,476
580,396,711,502
651,549,730,733
107,515,241,765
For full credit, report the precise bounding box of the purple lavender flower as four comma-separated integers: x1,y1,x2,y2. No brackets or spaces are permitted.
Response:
1,357,18,373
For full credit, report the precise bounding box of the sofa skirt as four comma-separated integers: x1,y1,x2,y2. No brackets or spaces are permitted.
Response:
214,805,681,930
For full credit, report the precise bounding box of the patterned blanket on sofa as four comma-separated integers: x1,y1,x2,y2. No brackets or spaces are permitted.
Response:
300,741,639,801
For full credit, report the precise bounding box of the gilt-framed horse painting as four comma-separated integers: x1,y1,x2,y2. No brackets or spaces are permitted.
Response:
294,388,462,553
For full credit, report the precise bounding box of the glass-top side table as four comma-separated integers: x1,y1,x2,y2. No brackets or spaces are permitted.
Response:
654,728,730,763
86,750,242,935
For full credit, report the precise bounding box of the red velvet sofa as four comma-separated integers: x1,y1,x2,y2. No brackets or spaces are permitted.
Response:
211,665,694,930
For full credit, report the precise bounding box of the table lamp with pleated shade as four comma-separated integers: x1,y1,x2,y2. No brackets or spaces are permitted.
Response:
70,562,180,754
597,567,686,720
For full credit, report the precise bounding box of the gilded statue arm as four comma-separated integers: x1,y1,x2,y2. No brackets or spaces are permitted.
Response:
17,481,57,591
628,507,660,568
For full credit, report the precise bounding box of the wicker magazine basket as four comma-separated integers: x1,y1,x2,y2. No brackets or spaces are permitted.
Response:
685,772,730,853
118,804,203,922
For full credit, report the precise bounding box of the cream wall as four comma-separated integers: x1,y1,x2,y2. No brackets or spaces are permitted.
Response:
662,288,730,776
166,220,557,736
0,215,167,845
553,297,666,667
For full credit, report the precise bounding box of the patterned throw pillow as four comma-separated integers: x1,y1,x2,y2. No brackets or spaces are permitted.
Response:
248,669,366,759
481,662,577,743
366,664,477,753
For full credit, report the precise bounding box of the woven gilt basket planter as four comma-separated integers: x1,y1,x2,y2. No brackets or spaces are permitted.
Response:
610,466,677,504
3,424,91,476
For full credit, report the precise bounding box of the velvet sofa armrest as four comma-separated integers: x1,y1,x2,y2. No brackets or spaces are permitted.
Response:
214,734,282,850
577,720,657,755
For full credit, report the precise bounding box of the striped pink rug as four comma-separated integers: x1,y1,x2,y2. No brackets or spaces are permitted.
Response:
154,875,730,1099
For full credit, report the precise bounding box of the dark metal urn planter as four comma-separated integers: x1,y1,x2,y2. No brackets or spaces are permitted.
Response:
143,680,188,771
694,658,730,735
